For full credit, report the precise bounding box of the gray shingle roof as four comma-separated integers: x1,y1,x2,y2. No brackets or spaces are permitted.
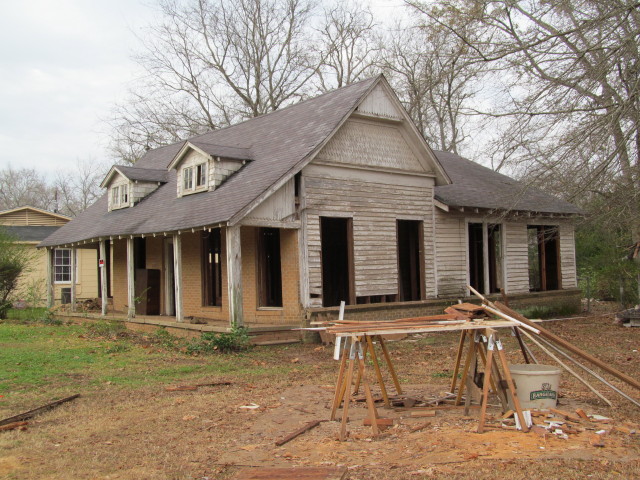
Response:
433,150,583,214
40,76,380,247
3,225,61,242
115,165,168,183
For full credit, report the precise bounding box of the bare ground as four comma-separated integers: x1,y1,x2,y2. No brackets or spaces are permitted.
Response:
1,311,640,479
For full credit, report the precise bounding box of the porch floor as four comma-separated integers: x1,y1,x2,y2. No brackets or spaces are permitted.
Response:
54,311,300,334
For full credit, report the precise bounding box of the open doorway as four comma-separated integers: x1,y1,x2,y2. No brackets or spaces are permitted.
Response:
468,223,484,293
528,225,560,291
320,217,354,307
397,220,424,301
164,239,176,315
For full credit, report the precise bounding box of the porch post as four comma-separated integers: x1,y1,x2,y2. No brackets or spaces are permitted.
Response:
173,233,184,322
225,225,243,326
99,240,108,316
482,223,490,295
70,246,77,312
126,237,135,318
46,247,54,308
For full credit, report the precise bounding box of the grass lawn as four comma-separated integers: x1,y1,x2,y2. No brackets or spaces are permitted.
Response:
0,308,639,479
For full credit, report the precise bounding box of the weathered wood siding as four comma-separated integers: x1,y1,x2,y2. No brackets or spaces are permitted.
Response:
244,178,295,223
504,221,530,294
355,83,403,120
559,220,578,288
131,181,160,205
303,164,435,303
434,209,467,297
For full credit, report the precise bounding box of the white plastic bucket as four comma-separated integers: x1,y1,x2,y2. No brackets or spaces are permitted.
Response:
509,364,561,410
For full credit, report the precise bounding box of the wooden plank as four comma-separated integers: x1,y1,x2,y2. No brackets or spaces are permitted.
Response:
226,225,243,326
234,466,347,480
275,420,323,446
126,237,135,319
0,421,28,432
378,336,402,395
366,335,390,408
0,394,80,426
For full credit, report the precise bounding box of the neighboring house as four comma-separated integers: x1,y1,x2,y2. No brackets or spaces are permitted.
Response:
0,206,98,305
40,76,582,326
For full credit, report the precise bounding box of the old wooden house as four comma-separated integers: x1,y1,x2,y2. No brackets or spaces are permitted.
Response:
40,76,581,332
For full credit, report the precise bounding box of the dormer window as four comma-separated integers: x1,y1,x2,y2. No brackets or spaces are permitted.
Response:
183,162,207,194
111,184,129,209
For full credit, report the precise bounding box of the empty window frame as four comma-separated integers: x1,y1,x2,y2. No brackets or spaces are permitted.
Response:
257,228,283,307
528,225,561,291
183,163,207,192
202,229,222,306
320,217,355,307
468,223,503,294
397,220,424,301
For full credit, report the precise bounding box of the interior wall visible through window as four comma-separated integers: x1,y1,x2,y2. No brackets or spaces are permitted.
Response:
468,222,503,295
257,228,282,307
527,225,561,291
202,229,222,307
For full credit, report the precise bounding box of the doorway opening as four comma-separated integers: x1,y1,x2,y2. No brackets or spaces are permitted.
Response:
320,217,354,307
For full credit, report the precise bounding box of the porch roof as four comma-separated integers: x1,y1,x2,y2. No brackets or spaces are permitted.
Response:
433,150,584,215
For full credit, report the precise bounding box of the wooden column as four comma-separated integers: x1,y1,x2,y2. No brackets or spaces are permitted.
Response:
99,240,108,316
126,237,135,318
70,247,77,312
226,225,243,326
173,233,183,322
46,248,54,308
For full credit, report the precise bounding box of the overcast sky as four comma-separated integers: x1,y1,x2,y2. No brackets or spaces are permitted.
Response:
0,0,158,178
0,0,407,181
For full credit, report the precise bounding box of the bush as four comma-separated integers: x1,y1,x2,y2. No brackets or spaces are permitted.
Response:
85,321,127,339
186,324,251,354
0,228,32,319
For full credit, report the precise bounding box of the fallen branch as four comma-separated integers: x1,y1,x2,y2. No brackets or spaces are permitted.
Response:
0,421,28,432
165,381,232,391
0,394,80,426
275,420,323,446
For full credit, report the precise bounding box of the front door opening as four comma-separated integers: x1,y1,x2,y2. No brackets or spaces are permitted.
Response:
397,220,424,301
321,217,354,307
258,228,283,307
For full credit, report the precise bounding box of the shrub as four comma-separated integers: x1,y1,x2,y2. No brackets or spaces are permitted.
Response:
85,321,127,339
186,324,251,354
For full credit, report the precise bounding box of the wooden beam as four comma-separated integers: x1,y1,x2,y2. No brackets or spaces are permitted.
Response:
173,233,183,322
46,247,54,308
70,247,76,312
126,237,135,319
99,240,108,316
226,225,244,326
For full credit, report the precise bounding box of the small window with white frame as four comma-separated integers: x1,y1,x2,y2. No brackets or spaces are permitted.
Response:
54,248,76,283
110,183,129,209
183,162,207,194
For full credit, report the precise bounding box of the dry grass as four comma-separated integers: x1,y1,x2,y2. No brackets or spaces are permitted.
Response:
1,311,640,479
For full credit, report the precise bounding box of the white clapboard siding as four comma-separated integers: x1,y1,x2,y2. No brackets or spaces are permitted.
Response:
504,221,530,293
434,210,467,297
559,221,578,288
244,178,295,222
132,182,160,205
304,173,433,299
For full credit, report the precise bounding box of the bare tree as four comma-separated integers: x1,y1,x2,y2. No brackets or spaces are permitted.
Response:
0,167,54,212
315,2,382,91
110,0,320,163
409,0,640,244
381,19,486,154
53,159,109,217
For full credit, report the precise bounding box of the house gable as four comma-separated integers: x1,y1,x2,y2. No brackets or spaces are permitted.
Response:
0,206,70,226
106,172,131,211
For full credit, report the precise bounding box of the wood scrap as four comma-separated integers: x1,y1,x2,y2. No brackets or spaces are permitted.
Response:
410,410,436,417
0,394,80,427
0,421,28,432
575,408,590,420
363,417,393,426
234,466,348,480
165,381,232,391
409,421,431,433
549,408,586,423
275,420,323,447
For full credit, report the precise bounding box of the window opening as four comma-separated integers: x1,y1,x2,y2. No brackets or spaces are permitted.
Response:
258,228,282,307
468,223,484,293
320,217,354,307
487,224,503,293
397,220,424,301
